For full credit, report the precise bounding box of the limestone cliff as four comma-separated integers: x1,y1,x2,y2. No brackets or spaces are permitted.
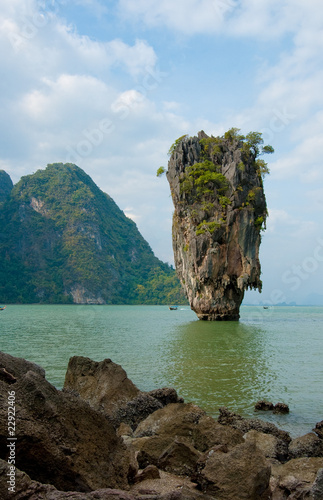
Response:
166,129,271,320
0,170,13,202
0,163,186,304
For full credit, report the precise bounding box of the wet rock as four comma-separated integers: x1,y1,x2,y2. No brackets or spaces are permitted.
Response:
218,406,291,461
63,356,140,415
147,387,183,406
255,400,274,411
112,393,163,430
314,421,323,439
195,441,271,499
166,131,268,320
0,353,132,492
288,433,323,459
273,403,290,414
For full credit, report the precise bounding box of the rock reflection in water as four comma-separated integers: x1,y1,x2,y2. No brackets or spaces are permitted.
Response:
161,319,275,419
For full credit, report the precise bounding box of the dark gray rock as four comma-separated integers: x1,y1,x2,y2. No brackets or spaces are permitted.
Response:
289,433,323,459
254,400,274,411
0,352,132,492
273,403,289,414
147,387,183,406
314,420,323,439
218,406,291,461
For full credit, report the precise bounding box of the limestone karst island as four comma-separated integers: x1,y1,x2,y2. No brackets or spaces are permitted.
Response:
162,128,273,321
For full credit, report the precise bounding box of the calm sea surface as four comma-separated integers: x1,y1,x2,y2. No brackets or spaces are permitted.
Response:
0,304,322,437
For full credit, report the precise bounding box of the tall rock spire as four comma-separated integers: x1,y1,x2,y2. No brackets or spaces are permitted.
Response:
166,129,271,320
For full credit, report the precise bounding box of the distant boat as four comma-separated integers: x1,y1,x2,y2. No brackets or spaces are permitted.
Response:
169,306,178,311
263,306,269,309
0,305,6,311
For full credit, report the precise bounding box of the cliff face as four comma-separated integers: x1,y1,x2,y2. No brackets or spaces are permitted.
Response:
0,170,13,202
0,163,185,304
167,130,269,320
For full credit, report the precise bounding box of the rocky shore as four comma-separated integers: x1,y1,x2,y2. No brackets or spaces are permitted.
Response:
0,352,322,499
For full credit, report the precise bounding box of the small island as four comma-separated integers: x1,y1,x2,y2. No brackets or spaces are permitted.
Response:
165,129,273,320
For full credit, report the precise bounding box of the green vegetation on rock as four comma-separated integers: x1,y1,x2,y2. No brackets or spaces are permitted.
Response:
0,163,187,305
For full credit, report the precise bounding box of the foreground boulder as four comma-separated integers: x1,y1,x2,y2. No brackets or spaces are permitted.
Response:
195,441,271,499
0,459,137,500
134,403,244,452
63,356,140,414
0,352,132,492
218,406,291,461
63,356,182,429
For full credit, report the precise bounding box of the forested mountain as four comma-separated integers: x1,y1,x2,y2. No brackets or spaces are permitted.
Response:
0,164,186,304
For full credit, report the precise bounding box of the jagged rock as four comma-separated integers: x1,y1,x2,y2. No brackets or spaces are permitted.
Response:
112,393,164,430
133,436,175,469
255,400,274,411
166,131,268,320
0,351,45,379
273,403,290,414
134,403,243,452
63,356,140,415
288,433,323,459
218,407,291,461
63,357,183,431
244,429,282,461
271,457,323,499
134,403,206,438
195,441,271,499
314,421,323,439
312,468,323,500
0,352,132,492
147,387,184,406
158,438,202,476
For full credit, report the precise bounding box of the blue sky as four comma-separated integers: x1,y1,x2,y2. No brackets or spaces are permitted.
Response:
1,0,323,304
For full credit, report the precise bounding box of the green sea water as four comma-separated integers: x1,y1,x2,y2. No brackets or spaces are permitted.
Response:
0,304,322,437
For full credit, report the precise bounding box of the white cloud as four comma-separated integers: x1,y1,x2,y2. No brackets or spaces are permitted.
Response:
118,0,235,34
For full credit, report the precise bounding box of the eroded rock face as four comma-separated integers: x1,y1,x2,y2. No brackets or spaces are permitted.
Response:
0,352,132,492
63,356,140,415
166,131,268,320
195,441,271,499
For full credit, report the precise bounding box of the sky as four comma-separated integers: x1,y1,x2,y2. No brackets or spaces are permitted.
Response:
1,0,323,305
